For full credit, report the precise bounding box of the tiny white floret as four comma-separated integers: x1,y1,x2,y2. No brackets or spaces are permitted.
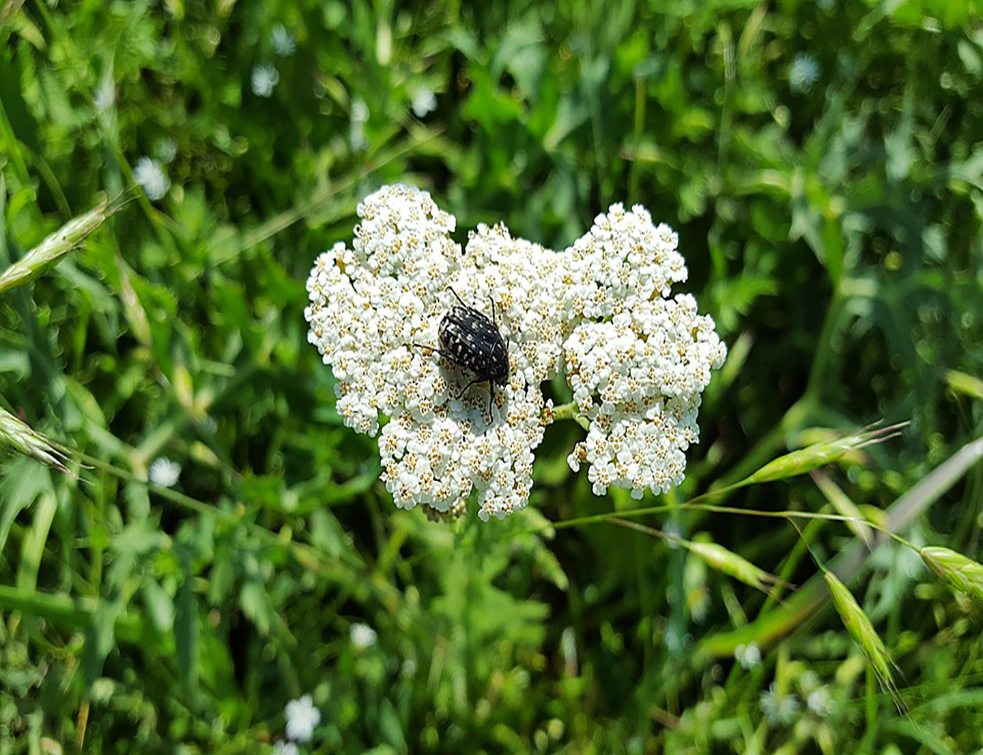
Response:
350,622,377,649
735,642,762,669
252,64,280,97
148,457,181,488
134,158,170,202
284,694,321,742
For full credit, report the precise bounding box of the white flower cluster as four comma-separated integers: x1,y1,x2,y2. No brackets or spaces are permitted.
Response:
305,185,725,520
563,205,727,498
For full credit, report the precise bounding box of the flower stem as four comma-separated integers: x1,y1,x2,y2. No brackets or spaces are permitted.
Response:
552,401,590,431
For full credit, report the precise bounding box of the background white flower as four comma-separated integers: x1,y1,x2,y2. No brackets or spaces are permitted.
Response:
148,456,181,487
305,186,725,519
411,87,437,117
790,53,821,94
760,682,799,725
252,64,280,97
284,694,320,742
350,622,377,649
271,24,296,56
273,741,298,755
154,137,177,164
93,72,115,113
735,642,762,669
807,686,836,716
133,157,170,202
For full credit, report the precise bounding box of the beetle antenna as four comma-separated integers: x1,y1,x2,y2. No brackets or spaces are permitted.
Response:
446,286,468,308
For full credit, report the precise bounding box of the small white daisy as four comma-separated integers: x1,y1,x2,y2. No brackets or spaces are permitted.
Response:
271,24,296,56
411,87,437,117
735,642,762,670
760,682,799,726
807,687,836,717
154,137,177,165
252,64,280,98
148,457,181,488
133,157,170,202
284,694,321,743
350,622,377,649
789,53,820,94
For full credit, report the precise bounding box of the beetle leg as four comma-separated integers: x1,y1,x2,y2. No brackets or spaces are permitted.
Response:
456,377,484,400
490,296,497,328
412,342,467,368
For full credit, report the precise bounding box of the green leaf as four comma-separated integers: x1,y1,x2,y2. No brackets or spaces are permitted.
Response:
83,591,124,689
141,580,175,634
175,561,199,695
239,579,272,636
378,697,407,752
0,458,50,554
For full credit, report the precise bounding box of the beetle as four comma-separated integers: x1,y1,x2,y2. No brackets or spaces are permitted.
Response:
415,288,509,413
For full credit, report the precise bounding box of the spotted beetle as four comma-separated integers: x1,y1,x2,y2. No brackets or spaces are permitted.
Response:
415,288,509,413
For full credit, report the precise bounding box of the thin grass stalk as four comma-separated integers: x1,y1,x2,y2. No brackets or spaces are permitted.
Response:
811,470,874,548
610,518,785,597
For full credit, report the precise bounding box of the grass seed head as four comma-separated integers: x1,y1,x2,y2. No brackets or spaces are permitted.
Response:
0,197,119,295
920,546,983,605
746,422,907,485
685,540,782,596
823,570,901,709
0,405,72,475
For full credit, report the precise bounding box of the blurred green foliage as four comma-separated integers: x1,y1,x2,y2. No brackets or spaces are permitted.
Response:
2,0,983,752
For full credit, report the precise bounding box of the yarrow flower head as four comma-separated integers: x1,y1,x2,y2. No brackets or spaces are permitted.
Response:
133,157,170,202
284,694,320,742
305,185,726,521
561,204,726,498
